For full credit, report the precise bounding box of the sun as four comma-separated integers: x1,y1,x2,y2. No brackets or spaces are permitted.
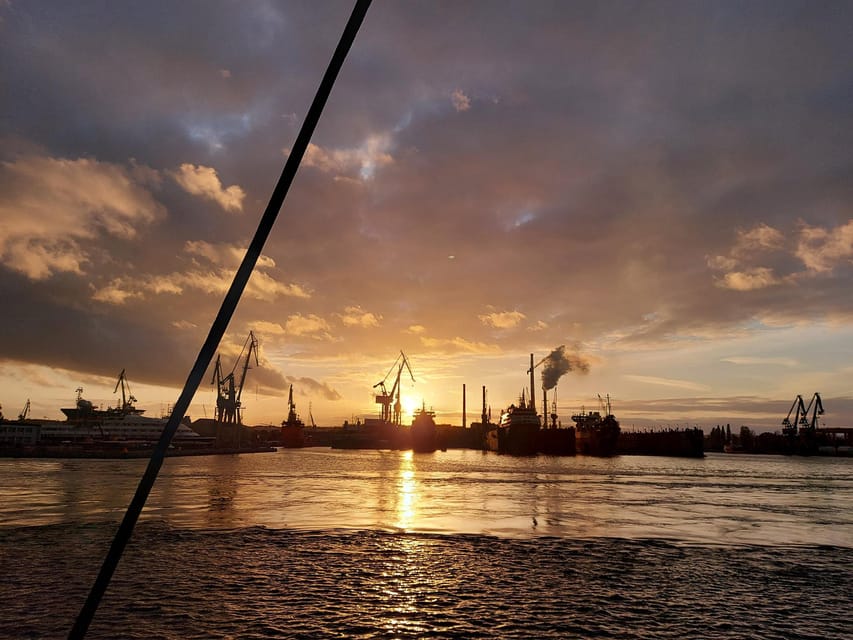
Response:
401,394,420,420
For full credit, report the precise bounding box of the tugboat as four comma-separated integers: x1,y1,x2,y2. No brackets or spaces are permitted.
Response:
573,394,620,456
280,384,305,448
411,403,437,453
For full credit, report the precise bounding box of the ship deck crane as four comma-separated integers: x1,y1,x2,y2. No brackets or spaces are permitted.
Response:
114,369,138,414
373,351,415,425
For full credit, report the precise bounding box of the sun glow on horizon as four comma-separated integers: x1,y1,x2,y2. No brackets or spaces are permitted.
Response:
400,394,420,421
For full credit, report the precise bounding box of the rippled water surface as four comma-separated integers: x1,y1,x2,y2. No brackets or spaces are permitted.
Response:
1,450,851,638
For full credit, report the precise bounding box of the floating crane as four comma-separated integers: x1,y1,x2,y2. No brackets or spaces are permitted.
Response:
373,351,414,425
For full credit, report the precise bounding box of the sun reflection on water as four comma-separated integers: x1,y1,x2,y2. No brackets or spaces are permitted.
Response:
395,450,417,530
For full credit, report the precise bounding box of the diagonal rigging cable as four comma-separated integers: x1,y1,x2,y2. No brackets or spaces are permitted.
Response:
68,1,372,637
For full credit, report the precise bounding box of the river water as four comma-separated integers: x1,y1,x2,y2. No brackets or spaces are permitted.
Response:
1,449,850,638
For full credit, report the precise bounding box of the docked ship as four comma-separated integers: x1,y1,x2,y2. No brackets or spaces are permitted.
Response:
48,371,205,446
537,390,575,455
573,395,620,456
486,355,542,456
494,392,541,455
280,384,305,448
617,427,704,457
410,403,437,453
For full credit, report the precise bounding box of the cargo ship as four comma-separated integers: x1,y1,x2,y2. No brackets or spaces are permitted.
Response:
573,395,620,456
411,403,437,453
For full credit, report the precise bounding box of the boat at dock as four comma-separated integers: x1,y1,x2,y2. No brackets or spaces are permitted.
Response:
491,391,541,456
573,395,620,456
411,404,438,453
280,384,306,448
52,371,205,446
617,427,704,457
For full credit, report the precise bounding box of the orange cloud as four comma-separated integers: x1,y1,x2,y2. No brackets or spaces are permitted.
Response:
173,163,245,212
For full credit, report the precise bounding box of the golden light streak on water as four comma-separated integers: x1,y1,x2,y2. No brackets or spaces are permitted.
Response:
395,451,417,531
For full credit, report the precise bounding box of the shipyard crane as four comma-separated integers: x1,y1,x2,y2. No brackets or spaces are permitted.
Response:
803,392,824,431
18,399,30,421
781,394,808,436
373,351,414,425
211,332,259,427
234,331,259,425
113,369,138,413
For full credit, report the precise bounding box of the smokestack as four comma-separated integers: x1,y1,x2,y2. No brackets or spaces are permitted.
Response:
482,385,488,425
462,383,466,429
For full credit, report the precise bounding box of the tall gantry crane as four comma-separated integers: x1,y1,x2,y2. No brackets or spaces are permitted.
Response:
803,392,824,432
373,351,414,425
211,332,259,427
782,394,809,437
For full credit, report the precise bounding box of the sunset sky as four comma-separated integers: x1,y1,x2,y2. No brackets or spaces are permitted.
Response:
1,1,852,431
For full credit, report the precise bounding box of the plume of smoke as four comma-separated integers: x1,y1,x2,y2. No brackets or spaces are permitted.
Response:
542,345,590,390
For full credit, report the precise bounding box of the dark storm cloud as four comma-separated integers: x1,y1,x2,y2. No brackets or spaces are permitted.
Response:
1,1,852,404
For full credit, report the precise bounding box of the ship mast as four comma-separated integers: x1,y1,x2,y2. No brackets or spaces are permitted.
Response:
529,353,535,412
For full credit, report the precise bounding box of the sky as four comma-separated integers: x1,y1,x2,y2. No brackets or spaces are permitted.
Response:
1,0,852,432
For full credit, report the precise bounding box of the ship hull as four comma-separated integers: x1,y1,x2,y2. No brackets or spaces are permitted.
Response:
497,423,540,456
280,425,305,448
537,428,575,455
411,409,437,453
617,428,704,457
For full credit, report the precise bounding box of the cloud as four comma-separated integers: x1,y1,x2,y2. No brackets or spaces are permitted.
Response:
185,240,276,269
736,223,785,254
721,356,798,367
90,269,309,305
419,336,501,354
296,134,394,180
249,320,286,336
623,375,711,392
717,267,781,291
451,89,471,112
172,163,245,212
479,310,526,329
91,280,142,305
0,154,164,279
708,223,788,291
795,219,853,273
286,376,342,401
339,305,381,328
284,313,332,339
407,325,426,334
